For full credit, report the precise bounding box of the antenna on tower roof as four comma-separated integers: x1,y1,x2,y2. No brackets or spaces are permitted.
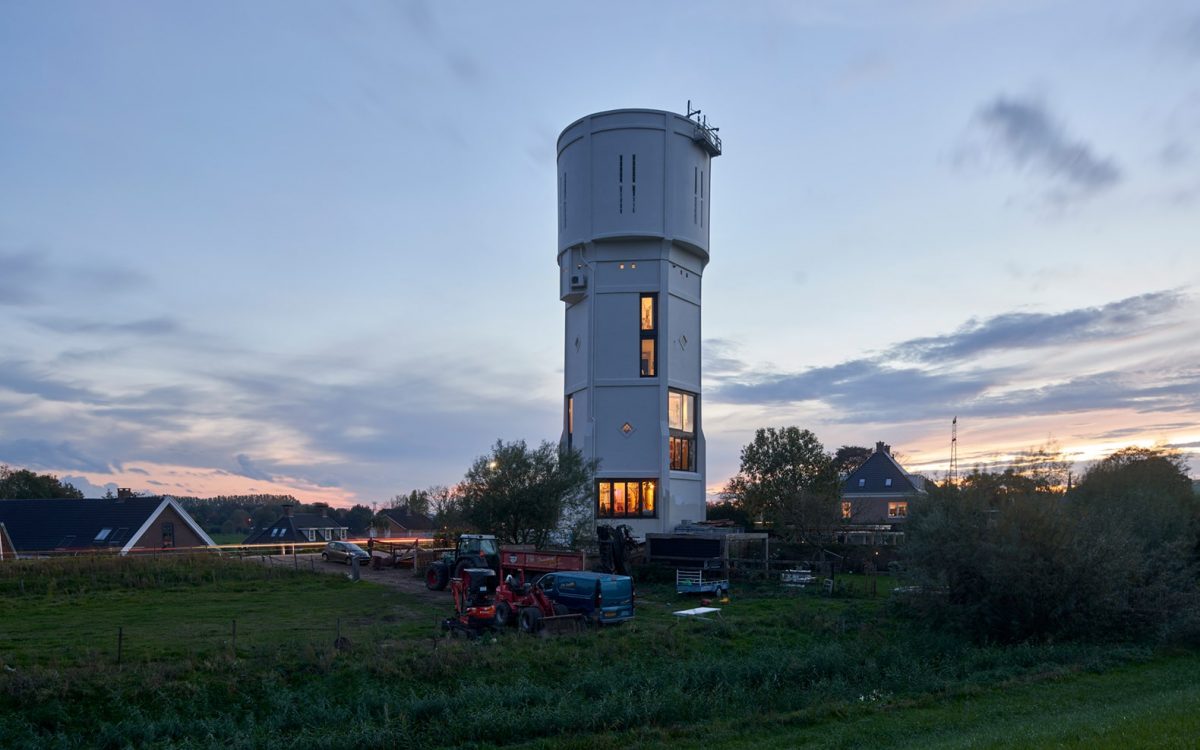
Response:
950,416,959,487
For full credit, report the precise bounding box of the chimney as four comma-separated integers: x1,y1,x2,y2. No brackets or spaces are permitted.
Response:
282,504,294,518
875,441,889,455
117,488,134,499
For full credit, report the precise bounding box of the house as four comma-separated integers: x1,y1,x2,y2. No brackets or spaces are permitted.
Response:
0,522,15,561
0,495,215,558
838,442,928,544
375,508,436,539
243,504,348,545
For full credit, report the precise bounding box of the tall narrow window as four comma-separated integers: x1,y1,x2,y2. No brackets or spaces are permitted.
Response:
631,154,637,213
597,479,658,518
669,389,697,472
561,172,567,228
700,169,705,228
618,154,623,214
639,294,657,377
693,166,698,223
566,394,574,451
161,522,175,549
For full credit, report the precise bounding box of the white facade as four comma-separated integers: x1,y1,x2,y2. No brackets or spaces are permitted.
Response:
557,108,720,537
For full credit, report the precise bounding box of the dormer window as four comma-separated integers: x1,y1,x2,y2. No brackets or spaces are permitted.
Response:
858,478,865,488
885,478,892,487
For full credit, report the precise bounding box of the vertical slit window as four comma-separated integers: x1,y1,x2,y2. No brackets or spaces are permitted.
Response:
700,169,705,227
693,166,698,223
631,154,637,213
618,154,623,214
566,394,574,451
640,294,657,377
561,172,567,229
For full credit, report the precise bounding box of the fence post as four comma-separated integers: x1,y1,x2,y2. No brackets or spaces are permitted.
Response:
116,626,123,665
231,619,237,655
292,545,298,569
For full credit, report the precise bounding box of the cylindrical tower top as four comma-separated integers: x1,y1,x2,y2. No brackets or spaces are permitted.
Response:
557,108,720,259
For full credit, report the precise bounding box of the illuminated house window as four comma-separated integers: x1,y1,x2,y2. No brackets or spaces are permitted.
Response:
668,389,696,472
597,479,657,518
640,294,657,377
566,394,574,451
842,502,852,520
888,502,908,518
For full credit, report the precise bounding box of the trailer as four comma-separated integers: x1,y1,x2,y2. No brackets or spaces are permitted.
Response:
676,568,729,597
498,546,589,577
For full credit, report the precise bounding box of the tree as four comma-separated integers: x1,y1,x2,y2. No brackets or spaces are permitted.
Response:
904,445,1200,643
389,489,432,517
457,440,594,548
342,504,375,535
723,427,840,542
832,445,872,477
0,466,84,499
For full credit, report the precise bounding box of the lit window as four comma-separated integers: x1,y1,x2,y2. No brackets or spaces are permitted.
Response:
566,394,574,451
640,294,657,377
842,502,852,520
888,502,908,518
597,479,657,519
669,389,697,472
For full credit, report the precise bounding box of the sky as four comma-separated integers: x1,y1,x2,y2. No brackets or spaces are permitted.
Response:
1,1,1198,505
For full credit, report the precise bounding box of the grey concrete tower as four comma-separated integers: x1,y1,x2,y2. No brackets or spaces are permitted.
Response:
557,108,721,537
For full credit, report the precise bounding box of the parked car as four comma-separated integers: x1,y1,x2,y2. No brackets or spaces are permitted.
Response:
322,541,371,565
535,571,634,625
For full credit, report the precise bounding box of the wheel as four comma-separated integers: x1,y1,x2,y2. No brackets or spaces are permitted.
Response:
519,607,544,634
495,600,513,628
345,555,352,565
425,564,449,591
553,603,569,617
321,552,329,562
453,558,477,580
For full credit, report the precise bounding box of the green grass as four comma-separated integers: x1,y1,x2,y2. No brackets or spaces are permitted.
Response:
206,532,248,546
0,556,1194,749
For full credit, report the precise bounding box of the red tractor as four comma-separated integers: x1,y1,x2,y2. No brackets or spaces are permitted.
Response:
493,571,581,634
440,567,499,638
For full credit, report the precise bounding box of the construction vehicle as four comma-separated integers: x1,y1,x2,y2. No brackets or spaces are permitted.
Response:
425,534,500,591
493,571,582,634
440,567,499,638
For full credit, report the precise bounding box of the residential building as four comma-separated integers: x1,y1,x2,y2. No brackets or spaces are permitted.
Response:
243,504,347,545
375,508,436,539
557,107,721,537
0,495,215,557
839,442,928,544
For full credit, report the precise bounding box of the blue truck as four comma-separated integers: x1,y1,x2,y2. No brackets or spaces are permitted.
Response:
535,571,635,625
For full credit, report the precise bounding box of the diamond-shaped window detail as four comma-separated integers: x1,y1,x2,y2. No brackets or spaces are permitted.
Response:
679,334,688,350
620,422,634,436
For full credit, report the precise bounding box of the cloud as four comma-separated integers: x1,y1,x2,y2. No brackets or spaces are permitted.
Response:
59,474,119,498
967,96,1121,201
234,454,276,482
1086,423,1198,440
711,290,1199,423
0,439,115,474
29,316,181,336
895,290,1185,364
0,250,47,305
0,360,109,404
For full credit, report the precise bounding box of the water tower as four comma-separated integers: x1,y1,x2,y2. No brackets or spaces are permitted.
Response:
557,106,721,536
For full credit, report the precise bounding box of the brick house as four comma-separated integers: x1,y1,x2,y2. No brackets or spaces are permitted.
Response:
374,508,436,539
243,504,348,545
839,442,927,543
0,495,215,557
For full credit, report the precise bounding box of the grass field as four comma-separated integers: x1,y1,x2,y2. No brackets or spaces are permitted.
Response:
0,555,1195,749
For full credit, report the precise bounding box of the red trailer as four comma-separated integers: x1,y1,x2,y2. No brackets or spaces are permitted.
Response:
498,546,589,576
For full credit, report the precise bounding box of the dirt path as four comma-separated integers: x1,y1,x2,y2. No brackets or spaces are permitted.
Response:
246,552,448,602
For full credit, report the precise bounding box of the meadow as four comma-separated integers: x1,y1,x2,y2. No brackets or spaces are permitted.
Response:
0,554,1196,749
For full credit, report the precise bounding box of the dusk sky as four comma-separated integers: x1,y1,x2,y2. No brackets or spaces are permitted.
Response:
2,1,1198,505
